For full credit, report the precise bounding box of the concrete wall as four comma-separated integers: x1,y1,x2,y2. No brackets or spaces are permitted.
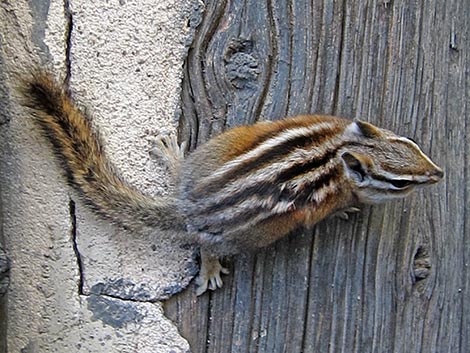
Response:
0,0,202,351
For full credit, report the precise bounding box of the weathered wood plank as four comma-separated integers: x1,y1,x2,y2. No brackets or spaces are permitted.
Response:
0,194,7,353
165,0,469,352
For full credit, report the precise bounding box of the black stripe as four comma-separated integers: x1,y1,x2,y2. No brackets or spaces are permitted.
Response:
192,142,359,212
195,170,339,233
275,149,337,184
192,127,337,197
194,163,341,230
288,166,340,207
189,141,374,231
195,203,269,234
364,186,412,194
198,182,288,215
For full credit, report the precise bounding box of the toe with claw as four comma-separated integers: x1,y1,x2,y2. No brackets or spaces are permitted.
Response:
150,134,187,177
195,250,229,296
332,206,360,220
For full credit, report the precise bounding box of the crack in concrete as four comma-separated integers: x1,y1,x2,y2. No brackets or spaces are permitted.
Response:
69,199,84,295
63,0,73,87
87,291,160,304
69,198,164,304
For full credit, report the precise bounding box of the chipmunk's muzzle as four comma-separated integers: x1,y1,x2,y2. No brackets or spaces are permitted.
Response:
426,167,444,184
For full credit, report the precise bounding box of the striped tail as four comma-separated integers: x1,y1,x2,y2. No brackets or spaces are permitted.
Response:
21,71,184,232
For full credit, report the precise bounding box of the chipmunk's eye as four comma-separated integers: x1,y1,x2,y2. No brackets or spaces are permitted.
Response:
350,162,366,182
390,179,413,189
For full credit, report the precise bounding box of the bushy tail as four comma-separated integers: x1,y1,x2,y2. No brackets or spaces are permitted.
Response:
21,71,184,231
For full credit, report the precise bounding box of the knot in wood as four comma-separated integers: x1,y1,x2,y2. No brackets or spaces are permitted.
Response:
412,246,431,282
224,39,260,89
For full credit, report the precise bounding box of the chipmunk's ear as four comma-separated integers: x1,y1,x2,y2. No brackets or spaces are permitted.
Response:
344,120,382,139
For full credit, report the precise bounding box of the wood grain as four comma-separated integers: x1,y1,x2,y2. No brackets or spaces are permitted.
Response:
166,0,469,352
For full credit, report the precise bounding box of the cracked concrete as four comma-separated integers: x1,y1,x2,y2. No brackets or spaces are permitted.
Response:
0,0,203,351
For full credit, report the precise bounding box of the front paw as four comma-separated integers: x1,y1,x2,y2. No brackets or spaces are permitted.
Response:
332,206,360,220
150,134,187,180
150,134,186,163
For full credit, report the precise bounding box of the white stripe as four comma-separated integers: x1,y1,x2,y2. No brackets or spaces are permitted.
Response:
198,158,341,219
389,137,442,171
199,141,343,209
286,160,338,192
203,122,337,182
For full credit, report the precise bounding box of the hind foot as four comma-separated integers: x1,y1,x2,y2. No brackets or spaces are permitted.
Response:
195,250,229,296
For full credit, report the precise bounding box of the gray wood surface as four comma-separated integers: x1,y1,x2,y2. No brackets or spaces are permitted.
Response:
0,187,7,353
164,0,469,352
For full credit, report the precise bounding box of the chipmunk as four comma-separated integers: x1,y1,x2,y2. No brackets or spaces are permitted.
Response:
21,72,443,296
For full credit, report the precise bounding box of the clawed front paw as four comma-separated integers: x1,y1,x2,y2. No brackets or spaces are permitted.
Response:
150,134,187,176
332,206,360,220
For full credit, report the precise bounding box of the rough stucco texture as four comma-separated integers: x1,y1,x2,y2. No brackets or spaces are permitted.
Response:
0,0,202,351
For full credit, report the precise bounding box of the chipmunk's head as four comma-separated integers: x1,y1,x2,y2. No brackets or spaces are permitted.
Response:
339,120,443,204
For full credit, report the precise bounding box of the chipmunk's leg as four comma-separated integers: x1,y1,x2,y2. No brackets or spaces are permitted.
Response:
195,248,229,296
150,134,187,178
331,206,360,220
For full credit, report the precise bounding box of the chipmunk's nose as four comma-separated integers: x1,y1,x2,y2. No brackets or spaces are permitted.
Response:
428,167,444,183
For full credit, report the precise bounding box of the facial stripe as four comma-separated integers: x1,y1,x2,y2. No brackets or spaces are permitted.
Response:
369,173,428,186
360,184,413,195
388,137,442,172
